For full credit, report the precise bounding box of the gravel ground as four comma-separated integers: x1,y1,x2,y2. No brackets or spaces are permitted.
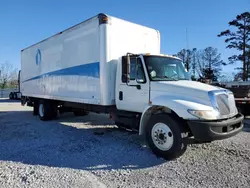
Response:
0,99,249,188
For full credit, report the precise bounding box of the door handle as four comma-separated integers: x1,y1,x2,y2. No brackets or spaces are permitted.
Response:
119,91,123,100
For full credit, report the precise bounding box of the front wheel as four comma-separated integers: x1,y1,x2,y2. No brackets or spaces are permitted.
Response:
145,113,187,160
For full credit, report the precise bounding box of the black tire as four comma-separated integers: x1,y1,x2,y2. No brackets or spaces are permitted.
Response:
9,92,13,100
145,113,187,160
38,100,53,121
73,110,89,116
33,101,39,116
50,102,58,119
13,93,17,100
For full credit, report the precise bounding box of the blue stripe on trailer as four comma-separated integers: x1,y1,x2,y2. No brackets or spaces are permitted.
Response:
22,62,100,83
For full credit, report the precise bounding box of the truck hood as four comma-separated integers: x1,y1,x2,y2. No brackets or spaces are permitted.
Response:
151,80,222,102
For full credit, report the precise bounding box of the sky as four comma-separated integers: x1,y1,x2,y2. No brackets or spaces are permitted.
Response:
0,0,250,78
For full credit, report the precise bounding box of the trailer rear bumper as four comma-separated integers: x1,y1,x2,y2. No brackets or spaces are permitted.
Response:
187,113,244,142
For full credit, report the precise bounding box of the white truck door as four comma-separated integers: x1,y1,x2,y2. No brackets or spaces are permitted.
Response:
117,56,150,112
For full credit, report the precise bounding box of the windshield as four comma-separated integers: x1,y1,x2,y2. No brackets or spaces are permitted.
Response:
144,56,190,81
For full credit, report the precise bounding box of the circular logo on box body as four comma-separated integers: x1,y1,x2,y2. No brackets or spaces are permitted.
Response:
36,49,41,65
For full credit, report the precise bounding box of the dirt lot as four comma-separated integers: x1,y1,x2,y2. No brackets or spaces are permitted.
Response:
0,99,249,188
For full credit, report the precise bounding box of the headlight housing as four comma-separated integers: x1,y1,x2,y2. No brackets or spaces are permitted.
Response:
187,109,220,120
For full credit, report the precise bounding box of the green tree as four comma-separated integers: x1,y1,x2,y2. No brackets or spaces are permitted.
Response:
234,72,243,81
201,47,224,81
247,49,250,74
203,69,217,81
0,62,18,89
191,48,197,78
196,49,206,78
177,49,192,71
218,12,250,81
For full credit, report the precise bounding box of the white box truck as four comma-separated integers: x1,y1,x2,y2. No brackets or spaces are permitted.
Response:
21,13,243,160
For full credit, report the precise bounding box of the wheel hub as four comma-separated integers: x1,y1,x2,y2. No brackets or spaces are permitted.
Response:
39,104,44,117
151,123,174,151
154,129,167,144
159,133,166,141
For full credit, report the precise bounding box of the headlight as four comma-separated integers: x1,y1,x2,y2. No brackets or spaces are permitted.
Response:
187,109,220,120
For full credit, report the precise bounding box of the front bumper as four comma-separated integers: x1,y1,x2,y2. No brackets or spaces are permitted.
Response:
187,113,244,142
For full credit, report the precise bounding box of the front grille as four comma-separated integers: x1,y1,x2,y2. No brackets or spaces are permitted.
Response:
216,93,236,116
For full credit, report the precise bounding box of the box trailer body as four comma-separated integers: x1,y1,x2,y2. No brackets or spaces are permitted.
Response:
21,14,160,106
21,13,243,160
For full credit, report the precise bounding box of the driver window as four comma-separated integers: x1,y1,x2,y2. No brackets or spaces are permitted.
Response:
129,57,146,83
136,58,146,83
129,58,136,80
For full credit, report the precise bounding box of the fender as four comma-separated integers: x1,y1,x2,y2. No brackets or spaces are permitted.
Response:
139,94,213,135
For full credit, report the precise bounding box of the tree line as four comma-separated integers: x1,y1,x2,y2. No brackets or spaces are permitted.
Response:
0,62,18,89
176,47,224,81
176,11,250,82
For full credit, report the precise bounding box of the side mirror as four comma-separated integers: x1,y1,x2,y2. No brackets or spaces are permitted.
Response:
126,54,131,83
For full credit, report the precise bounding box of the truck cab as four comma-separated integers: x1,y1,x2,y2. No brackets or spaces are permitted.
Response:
115,53,243,159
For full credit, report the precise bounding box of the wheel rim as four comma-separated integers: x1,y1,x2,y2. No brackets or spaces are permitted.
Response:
151,122,174,151
39,103,44,117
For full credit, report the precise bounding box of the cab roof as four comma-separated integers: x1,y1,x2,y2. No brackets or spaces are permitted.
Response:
142,53,182,61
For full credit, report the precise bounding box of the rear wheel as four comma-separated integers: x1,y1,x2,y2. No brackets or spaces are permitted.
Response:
38,100,57,121
33,102,39,116
145,113,187,160
38,102,47,121
13,93,17,100
50,102,58,119
9,93,13,100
